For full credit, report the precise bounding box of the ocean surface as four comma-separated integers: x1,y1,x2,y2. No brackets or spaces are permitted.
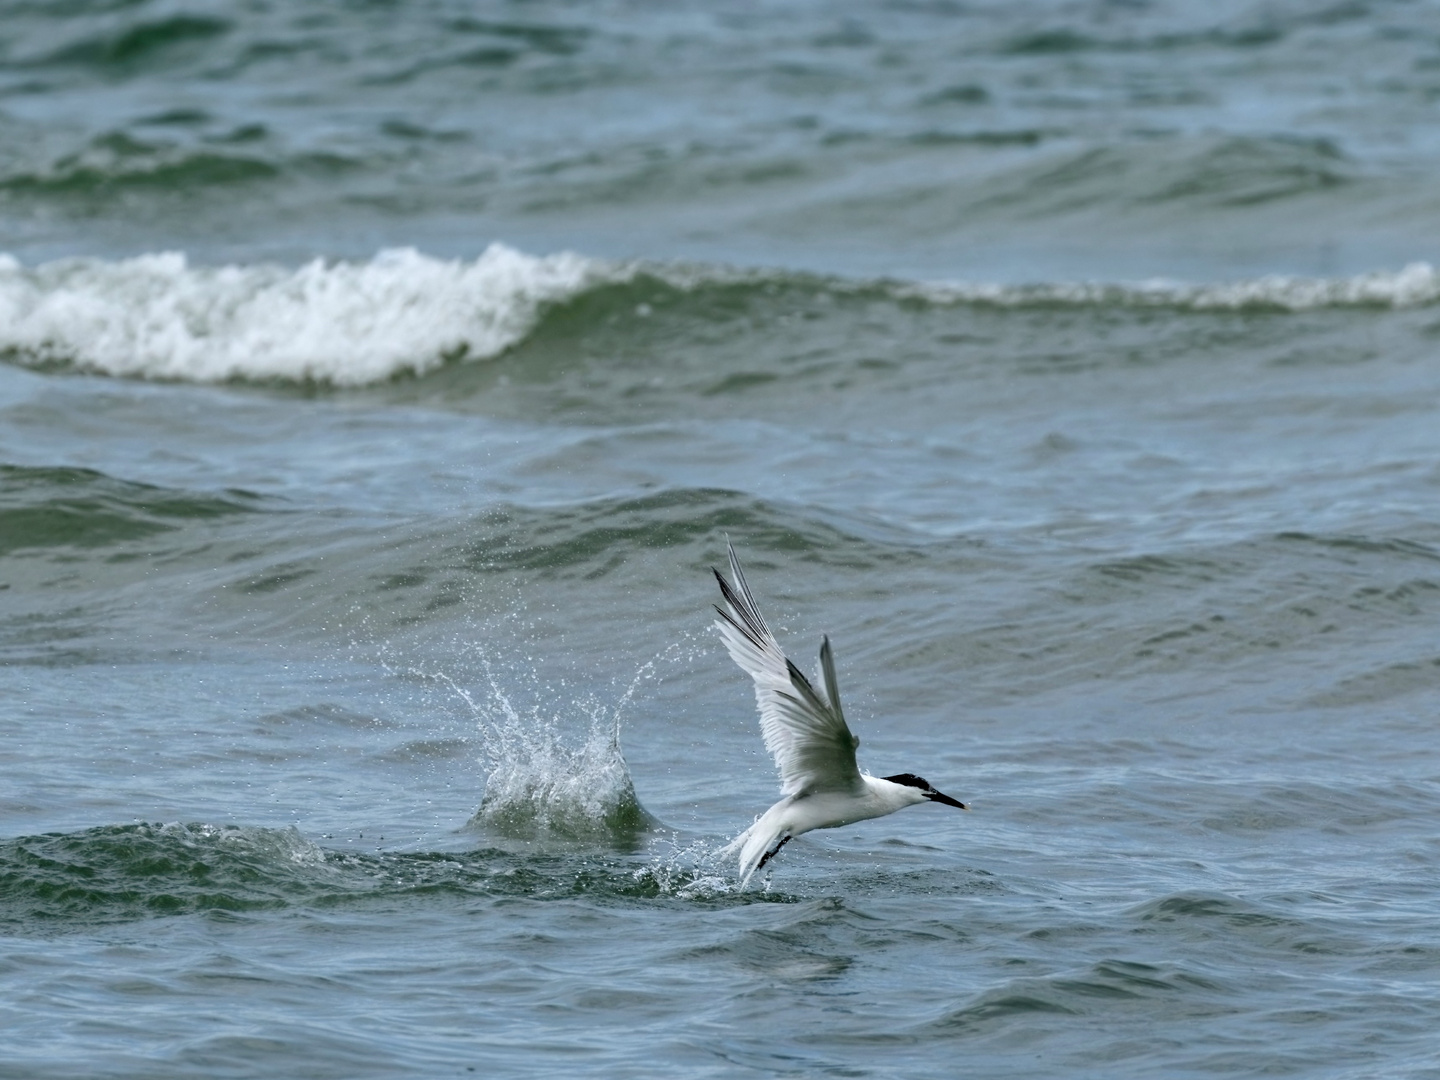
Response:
4,1,1440,1076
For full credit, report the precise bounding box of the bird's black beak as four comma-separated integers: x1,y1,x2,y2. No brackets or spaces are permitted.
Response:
926,790,968,810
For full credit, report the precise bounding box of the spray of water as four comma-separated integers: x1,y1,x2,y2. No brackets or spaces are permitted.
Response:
468,651,656,841
397,643,675,843
628,833,746,899
376,632,780,896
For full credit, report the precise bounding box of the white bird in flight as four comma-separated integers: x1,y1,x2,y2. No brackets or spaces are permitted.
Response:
713,542,966,887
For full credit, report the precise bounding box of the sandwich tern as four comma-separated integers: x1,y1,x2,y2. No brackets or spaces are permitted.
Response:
713,542,966,887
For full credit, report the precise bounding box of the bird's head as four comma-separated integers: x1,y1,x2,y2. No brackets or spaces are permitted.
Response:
883,772,967,810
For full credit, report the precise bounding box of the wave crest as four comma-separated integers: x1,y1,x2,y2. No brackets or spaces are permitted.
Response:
4,245,1437,389
0,244,612,385
905,261,1440,311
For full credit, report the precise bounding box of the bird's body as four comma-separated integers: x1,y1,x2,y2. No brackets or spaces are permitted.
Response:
712,542,966,886
727,777,937,883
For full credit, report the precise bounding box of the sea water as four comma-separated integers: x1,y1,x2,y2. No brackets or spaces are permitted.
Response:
3,2,1440,1077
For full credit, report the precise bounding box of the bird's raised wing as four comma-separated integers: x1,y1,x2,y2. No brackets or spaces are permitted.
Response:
712,542,862,797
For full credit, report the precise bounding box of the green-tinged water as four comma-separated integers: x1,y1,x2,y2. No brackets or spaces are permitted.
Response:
4,2,1440,1077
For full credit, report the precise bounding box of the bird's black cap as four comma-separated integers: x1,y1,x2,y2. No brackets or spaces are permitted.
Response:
883,773,967,809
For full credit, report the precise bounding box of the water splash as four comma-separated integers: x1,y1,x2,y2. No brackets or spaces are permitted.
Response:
629,834,746,900
467,656,653,842
400,645,667,844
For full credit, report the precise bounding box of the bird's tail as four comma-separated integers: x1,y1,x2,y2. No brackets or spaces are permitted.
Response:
721,812,787,890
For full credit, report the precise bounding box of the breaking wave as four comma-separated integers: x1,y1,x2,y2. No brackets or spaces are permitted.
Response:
3,245,1438,387
0,244,615,386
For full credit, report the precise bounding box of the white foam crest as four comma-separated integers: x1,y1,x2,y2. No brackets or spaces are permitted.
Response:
0,244,615,386
906,262,1440,311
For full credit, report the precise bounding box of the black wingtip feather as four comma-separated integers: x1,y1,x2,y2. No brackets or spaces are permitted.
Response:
714,564,768,642
784,658,817,694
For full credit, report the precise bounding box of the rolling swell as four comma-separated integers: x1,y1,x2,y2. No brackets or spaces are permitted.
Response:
452,489,919,578
0,464,261,556
929,958,1227,1034
9,453,1437,718
316,487,936,636
0,142,280,199
34,15,233,72
0,822,782,933
947,135,1357,218
849,525,1440,709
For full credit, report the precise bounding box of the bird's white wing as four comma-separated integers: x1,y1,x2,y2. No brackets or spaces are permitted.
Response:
712,542,862,798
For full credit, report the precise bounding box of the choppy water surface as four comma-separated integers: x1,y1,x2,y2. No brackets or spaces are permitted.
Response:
4,2,1440,1077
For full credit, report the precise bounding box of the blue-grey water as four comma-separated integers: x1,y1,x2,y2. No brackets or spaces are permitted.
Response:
4,2,1440,1077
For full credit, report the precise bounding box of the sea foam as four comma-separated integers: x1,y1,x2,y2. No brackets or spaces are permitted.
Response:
0,244,612,386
